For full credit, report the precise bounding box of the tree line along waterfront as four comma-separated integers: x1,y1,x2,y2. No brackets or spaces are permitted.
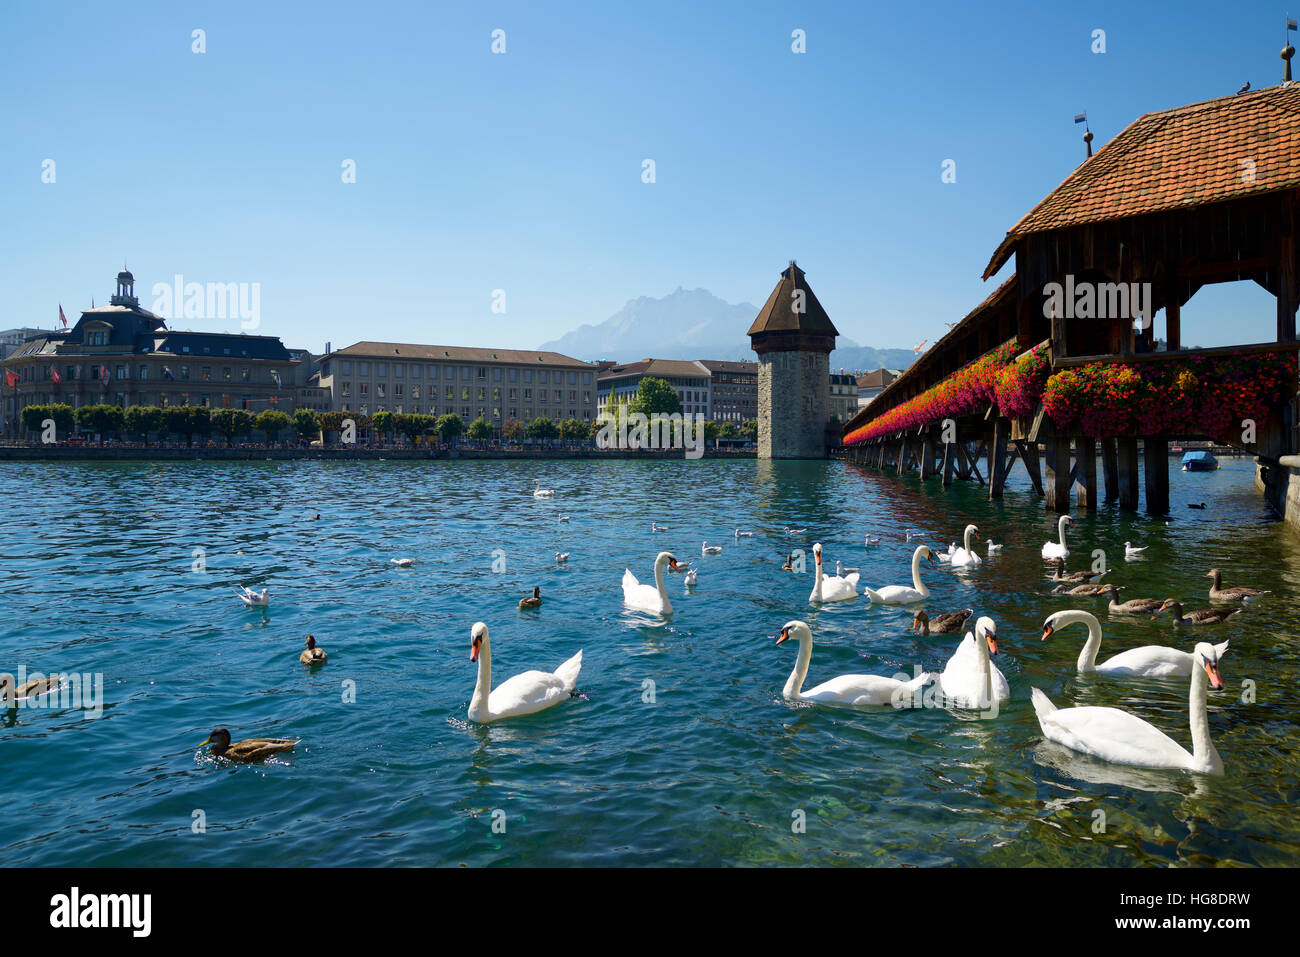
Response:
9,376,760,448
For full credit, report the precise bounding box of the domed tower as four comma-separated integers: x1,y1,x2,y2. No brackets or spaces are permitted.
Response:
748,261,839,459
111,269,138,307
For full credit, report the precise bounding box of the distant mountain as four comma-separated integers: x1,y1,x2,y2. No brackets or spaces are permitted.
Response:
539,287,914,374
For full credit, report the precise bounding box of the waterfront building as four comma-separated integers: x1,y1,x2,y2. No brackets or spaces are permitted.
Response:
1,328,55,359
855,368,900,409
749,261,839,459
697,360,758,423
595,359,712,419
828,372,859,424
1,270,299,433
316,342,597,425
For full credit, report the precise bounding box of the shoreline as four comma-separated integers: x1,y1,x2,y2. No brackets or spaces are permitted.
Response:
0,445,757,462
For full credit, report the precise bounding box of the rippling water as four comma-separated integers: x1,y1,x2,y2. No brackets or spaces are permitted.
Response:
1,455,1297,867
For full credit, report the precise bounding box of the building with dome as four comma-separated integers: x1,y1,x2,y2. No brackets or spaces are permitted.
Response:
2,269,302,435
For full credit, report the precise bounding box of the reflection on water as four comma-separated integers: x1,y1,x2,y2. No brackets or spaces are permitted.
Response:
0,456,1297,866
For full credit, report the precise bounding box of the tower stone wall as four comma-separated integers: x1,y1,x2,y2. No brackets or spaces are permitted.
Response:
758,349,831,459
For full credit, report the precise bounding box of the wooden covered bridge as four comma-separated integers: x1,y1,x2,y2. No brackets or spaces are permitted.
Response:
842,77,1300,517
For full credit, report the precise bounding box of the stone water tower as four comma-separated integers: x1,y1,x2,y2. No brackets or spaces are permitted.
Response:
748,261,839,459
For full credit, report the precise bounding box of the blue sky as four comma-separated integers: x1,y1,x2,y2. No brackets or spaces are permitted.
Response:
0,0,1290,355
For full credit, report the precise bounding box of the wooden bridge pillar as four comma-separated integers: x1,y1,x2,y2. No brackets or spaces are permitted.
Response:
1075,436,1097,509
896,437,909,476
920,432,937,478
988,419,1008,498
1101,437,1119,502
1045,435,1072,513
1144,438,1169,514
942,440,955,487
1116,437,1140,510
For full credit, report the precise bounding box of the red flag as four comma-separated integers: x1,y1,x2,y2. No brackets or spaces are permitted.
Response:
59,304,68,328
100,364,110,384
51,365,62,384
4,369,18,388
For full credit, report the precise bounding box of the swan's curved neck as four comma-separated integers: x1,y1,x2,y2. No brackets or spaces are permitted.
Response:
1058,516,1070,548
974,626,993,707
963,525,976,551
471,637,492,715
1060,611,1103,671
784,632,812,699
812,553,823,598
653,557,673,612
910,549,929,595
1188,665,1221,772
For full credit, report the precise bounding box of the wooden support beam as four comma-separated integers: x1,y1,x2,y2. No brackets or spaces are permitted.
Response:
989,420,1008,498
1279,193,1297,343
1117,437,1140,510
1045,435,1073,513
920,432,937,479
966,440,986,486
1144,438,1170,514
897,437,909,476
1101,437,1118,501
1015,440,1044,496
942,440,956,488
1075,436,1097,510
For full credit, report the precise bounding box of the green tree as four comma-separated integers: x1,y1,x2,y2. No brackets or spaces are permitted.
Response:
502,418,525,442
291,408,320,442
558,418,587,442
718,421,740,440
739,419,758,443
124,404,165,445
253,409,291,444
702,420,720,444
435,412,465,443
164,405,210,447
369,410,395,441
628,377,682,416
466,416,492,441
76,404,124,444
525,416,559,441
20,404,50,435
211,408,253,447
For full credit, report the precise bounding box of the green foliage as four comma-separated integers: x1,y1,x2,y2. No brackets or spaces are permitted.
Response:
525,416,559,440
435,412,465,441
291,408,320,439
502,418,525,441
20,403,76,437
702,420,720,442
628,376,682,416
317,411,346,433
124,404,165,443
718,421,740,440
466,416,492,441
211,408,254,445
739,419,758,442
253,409,291,441
370,410,395,437
164,405,211,446
558,418,587,441
76,404,125,442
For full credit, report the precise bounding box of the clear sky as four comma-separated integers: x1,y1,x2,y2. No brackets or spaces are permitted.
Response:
1,0,1291,354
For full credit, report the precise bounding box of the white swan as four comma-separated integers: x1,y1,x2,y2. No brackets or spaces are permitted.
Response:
467,622,582,723
622,550,681,614
938,616,1010,709
701,541,723,555
986,539,1003,555
937,542,956,563
390,558,416,567
951,524,983,567
1030,641,1226,775
776,620,931,707
1042,609,1227,679
1042,514,1074,560
809,542,858,603
236,586,270,607
1124,541,1147,560
532,479,554,498
863,545,936,604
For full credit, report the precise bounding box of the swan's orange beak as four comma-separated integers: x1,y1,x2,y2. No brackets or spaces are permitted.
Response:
1204,660,1223,690
775,628,790,645
1041,624,1054,641
986,636,999,656
668,559,681,572
470,637,481,662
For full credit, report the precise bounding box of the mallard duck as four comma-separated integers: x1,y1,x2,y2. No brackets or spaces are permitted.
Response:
1206,568,1270,604
781,554,794,572
1104,584,1163,614
911,608,972,635
1159,600,1242,626
1,674,61,705
519,586,542,609
1051,581,1115,597
299,634,327,665
1049,557,1107,584
200,728,299,762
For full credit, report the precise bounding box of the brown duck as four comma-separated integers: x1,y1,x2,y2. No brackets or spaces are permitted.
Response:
1052,581,1114,597
911,608,972,635
1049,557,1108,584
1104,584,1163,614
519,586,542,609
299,634,327,665
1206,568,1270,605
200,728,300,762
1159,600,1242,626
1,674,61,706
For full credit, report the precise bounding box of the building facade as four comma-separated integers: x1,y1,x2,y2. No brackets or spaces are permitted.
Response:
2,270,299,434
316,342,598,426
1,328,56,359
748,261,839,459
828,372,859,424
856,368,900,409
698,360,758,423
596,359,712,419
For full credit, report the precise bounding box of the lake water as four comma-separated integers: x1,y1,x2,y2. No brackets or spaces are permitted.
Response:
1,455,1297,866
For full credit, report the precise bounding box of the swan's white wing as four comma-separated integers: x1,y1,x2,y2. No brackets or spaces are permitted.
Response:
552,650,583,693
1097,646,1192,678
621,569,641,598
867,585,923,604
487,669,570,719
1039,705,1192,769
803,674,906,706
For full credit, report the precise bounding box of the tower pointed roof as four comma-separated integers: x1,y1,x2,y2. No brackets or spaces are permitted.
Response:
748,261,839,337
